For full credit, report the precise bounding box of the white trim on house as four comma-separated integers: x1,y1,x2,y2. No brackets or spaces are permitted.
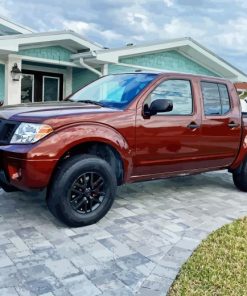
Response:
79,58,102,76
102,64,108,75
0,15,34,34
10,54,81,68
0,30,103,53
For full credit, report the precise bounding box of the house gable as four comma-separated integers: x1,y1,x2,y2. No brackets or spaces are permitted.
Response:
119,50,219,77
77,37,246,81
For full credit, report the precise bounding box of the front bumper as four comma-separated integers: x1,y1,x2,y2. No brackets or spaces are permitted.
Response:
0,146,58,191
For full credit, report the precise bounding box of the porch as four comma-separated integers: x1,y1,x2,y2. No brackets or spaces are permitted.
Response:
0,31,103,105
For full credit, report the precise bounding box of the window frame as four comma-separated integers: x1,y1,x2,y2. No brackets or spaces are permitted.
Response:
200,81,232,117
143,78,195,117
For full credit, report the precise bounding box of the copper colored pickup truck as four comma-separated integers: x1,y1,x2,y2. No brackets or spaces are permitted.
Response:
0,72,246,227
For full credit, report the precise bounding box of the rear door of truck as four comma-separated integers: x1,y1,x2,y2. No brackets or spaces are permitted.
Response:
199,78,242,168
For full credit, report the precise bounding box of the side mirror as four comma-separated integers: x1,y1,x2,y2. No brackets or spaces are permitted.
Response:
0,101,3,107
144,99,173,117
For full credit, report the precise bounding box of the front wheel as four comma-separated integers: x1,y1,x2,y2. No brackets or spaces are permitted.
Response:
47,154,117,227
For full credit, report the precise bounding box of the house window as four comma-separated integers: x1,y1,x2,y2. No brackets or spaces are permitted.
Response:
201,82,230,115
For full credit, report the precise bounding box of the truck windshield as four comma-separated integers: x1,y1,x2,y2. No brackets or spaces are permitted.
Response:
69,73,158,109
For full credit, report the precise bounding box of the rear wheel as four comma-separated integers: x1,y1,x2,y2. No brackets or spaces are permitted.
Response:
232,159,247,192
47,154,117,227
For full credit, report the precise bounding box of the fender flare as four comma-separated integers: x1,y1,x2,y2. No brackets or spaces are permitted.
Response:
30,122,134,181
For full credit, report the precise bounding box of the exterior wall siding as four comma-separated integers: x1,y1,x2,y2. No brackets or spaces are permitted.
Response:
0,64,5,102
72,68,99,92
108,64,139,74
19,46,73,62
116,50,219,77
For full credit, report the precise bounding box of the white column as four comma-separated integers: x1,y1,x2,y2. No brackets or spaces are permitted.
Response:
64,67,72,97
5,55,22,105
102,64,108,76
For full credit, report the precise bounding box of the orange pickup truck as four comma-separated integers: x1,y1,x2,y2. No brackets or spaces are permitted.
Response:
0,72,246,227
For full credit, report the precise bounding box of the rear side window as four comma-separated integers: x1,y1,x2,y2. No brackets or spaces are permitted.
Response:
201,82,230,115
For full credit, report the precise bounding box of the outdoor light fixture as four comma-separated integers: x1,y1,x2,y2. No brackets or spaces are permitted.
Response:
11,63,22,81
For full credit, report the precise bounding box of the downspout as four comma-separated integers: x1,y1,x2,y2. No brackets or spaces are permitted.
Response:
79,58,102,77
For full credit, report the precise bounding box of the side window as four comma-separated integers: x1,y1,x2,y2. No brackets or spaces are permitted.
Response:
201,82,221,115
201,82,230,115
218,84,230,114
146,80,193,115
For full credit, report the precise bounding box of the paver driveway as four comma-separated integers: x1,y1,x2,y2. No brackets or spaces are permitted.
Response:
0,171,247,296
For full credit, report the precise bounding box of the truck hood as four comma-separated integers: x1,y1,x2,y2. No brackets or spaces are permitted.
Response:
0,101,119,122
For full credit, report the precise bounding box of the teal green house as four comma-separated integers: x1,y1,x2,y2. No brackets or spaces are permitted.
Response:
0,16,246,105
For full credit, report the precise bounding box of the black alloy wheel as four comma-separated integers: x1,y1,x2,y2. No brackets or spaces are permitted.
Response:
69,172,106,214
47,154,117,227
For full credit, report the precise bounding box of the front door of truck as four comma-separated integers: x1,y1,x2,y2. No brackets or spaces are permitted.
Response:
134,77,203,177
199,81,241,168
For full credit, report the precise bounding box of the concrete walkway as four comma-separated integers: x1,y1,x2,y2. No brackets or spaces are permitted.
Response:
0,171,247,296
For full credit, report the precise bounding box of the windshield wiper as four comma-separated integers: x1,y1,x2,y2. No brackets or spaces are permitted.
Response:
69,99,105,107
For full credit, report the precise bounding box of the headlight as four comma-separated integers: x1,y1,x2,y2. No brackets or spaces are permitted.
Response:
10,123,53,144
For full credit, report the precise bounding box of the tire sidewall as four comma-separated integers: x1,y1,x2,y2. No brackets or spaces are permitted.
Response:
48,156,117,227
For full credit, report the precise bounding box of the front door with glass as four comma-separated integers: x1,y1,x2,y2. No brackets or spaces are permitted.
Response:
21,70,63,103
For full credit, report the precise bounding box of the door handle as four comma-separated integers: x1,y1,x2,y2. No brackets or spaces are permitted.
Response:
187,122,200,129
228,122,239,128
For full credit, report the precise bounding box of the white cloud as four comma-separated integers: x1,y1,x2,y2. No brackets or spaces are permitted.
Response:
163,18,206,38
63,20,92,35
216,18,247,53
126,12,158,33
62,20,124,42
164,0,174,7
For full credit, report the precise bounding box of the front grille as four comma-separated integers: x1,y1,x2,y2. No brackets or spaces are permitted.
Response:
0,120,18,145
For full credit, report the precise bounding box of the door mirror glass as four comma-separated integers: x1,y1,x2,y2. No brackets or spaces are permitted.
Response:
145,99,173,116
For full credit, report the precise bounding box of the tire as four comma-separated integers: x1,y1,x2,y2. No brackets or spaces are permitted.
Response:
47,154,117,227
232,159,247,192
0,183,19,193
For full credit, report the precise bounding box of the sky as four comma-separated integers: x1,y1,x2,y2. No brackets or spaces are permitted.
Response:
1,0,247,72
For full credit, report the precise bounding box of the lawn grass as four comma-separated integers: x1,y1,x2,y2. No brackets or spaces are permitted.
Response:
168,217,247,296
